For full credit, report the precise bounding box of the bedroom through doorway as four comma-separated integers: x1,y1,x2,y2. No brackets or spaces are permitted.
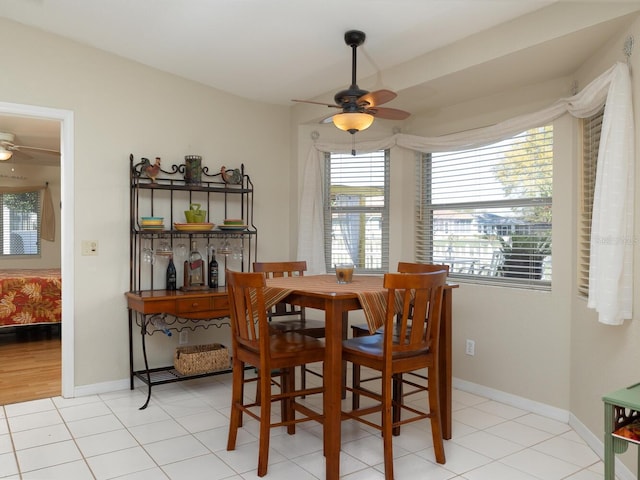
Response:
0,103,72,405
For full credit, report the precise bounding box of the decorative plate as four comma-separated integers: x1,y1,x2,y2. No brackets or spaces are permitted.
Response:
174,222,215,231
217,224,247,231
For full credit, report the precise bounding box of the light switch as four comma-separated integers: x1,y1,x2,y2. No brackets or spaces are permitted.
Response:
81,240,98,256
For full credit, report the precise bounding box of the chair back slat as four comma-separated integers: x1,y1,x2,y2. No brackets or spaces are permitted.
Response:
253,261,307,320
382,271,447,355
226,270,270,354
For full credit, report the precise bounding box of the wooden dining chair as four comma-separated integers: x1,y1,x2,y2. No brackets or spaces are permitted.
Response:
342,270,448,480
225,269,325,477
351,262,450,410
253,261,325,391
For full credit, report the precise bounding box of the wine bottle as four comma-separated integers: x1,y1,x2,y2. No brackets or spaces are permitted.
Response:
166,256,177,290
187,240,204,286
209,249,219,288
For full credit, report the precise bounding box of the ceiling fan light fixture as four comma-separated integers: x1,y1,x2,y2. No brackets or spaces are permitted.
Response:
0,147,12,161
332,112,374,134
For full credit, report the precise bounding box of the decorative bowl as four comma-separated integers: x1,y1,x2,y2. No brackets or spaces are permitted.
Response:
223,218,244,225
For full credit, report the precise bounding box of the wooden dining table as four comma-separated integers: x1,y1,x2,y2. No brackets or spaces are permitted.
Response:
264,274,457,480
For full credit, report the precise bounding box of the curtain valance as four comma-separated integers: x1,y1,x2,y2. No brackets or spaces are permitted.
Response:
298,62,633,325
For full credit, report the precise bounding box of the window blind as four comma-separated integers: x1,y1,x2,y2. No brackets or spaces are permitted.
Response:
324,150,389,273
0,190,42,256
416,126,553,288
579,108,604,296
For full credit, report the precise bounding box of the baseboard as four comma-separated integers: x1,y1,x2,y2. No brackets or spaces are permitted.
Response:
68,378,131,398
454,377,635,480
453,377,569,422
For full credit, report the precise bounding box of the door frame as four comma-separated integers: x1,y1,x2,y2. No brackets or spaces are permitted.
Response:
0,101,74,398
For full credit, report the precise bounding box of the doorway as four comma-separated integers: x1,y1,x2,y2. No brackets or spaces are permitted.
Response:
0,101,74,400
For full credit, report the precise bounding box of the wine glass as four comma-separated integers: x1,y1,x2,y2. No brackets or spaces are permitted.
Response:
142,247,156,264
218,238,232,255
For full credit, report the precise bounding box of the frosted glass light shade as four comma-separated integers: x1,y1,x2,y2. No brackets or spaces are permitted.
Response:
0,147,12,161
332,112,374,133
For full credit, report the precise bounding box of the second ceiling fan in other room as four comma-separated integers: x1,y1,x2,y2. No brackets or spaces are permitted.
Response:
0,132,61,161
293,29,410,137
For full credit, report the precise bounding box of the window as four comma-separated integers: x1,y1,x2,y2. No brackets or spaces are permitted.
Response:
578,107,604,296
0,190,41,256
416,126,553,288
324,150,389,274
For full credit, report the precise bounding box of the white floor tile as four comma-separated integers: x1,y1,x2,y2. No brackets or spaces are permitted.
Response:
485,419,555,447
143,434,209,466
21,459,95,479
1,383,619,480
11,423,71,450
531,435,600,467
16,439,82,473
452,430,525,460
85,445,157,480
0,451,19,477
463,460,541,480
128,418,189,444
7,409,63,433
75,428,139,457
501,448,582,479
160,453,236,480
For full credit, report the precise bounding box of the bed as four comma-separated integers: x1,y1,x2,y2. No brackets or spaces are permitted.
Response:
0,268,61,327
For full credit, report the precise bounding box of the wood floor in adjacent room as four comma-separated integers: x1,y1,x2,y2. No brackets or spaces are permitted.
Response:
0,329,61,406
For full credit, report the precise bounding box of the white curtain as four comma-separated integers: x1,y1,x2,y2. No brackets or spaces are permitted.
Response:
298,62,634,325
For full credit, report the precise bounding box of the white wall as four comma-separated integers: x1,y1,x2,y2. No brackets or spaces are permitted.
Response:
0,17,291,386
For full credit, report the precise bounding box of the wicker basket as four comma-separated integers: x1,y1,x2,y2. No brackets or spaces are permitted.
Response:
174,343,230,375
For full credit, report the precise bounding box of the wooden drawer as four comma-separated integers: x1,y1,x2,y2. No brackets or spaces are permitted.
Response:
176,296,212,314
211,295,229,311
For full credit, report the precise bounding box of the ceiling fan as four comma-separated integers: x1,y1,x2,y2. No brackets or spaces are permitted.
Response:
0,132,61,161
293,30,410,135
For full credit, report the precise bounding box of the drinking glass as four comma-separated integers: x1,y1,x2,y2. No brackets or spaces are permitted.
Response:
335,263,354,284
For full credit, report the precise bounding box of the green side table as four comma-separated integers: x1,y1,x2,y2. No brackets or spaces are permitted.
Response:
603,383,640,480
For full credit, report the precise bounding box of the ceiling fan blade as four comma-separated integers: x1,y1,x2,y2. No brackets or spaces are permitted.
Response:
358,89,397,108
368,107,411,120
13,145,60,156
7,149,33,161
292,99,341,109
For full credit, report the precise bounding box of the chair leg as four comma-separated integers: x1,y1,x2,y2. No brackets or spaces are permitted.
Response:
282,367,296,435
392,373,403,436
352,363,361,410
227,360,244,451
427,367,445,464
257,363,273,477
382,372,394,480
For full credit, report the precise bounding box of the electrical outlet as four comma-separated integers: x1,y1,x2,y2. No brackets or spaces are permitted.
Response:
179,330,188,345
465,339,475,356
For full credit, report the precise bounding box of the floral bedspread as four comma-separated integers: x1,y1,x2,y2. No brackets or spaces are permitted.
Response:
0,269,61,326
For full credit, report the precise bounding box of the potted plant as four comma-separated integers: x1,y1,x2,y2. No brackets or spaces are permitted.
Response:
498,233,551,280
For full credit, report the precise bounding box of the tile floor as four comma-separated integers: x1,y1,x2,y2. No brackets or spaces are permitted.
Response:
0,369,612,480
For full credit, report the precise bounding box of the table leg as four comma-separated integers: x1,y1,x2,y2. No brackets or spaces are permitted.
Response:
323,298,343,480
604,402,615,480
440,288,453,439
